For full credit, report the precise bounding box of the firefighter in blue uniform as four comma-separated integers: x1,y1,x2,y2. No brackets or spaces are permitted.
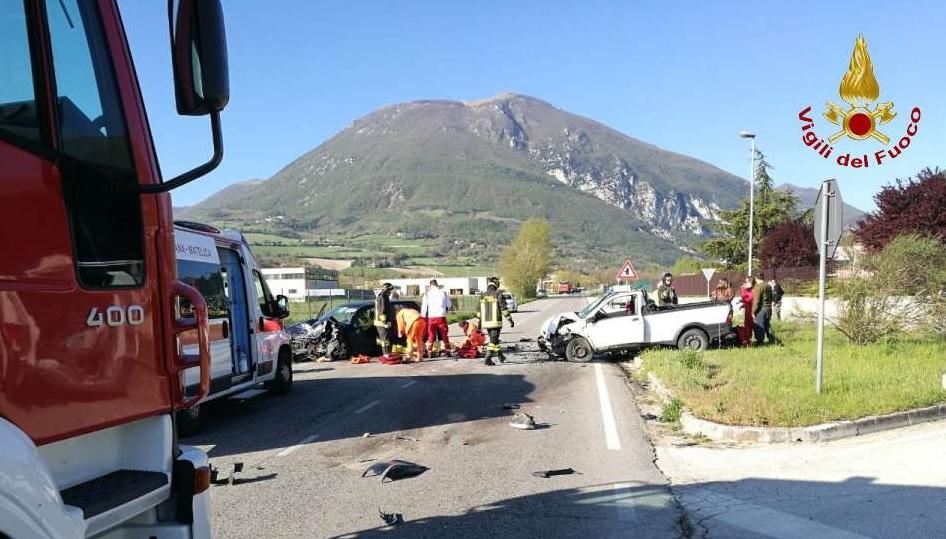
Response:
479,277,514,366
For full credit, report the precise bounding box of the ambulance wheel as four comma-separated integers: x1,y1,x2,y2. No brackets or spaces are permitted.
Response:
565,337,593,363
176,405,202,437
267,348,293,395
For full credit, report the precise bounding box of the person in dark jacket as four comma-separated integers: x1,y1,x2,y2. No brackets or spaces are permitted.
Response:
752,272,776,344
479,277,514,366
373,283,397,356
656,273,679,307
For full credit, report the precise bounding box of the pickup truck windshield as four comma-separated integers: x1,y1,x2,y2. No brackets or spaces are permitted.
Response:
578,295,609,319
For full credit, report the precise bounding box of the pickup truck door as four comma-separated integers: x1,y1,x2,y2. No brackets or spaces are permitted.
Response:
585,294,645,350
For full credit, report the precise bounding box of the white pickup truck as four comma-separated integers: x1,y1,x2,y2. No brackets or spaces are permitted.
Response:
538,289,735,361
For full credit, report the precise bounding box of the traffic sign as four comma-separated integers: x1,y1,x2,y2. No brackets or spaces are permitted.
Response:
701,268,716,297
813,179,844,259
616,260,639,281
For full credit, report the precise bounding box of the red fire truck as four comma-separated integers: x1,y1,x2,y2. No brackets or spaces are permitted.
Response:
1,0,230,537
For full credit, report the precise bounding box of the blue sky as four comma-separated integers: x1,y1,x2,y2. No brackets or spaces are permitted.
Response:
118,1,946,212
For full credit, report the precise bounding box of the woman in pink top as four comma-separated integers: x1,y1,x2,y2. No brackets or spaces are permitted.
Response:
739,276,755,346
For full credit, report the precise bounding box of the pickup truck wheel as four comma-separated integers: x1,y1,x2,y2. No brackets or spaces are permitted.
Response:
677,328,709,351
266,348,293,395
565,337,593,362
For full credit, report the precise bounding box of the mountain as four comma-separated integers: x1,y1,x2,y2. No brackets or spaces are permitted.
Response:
777,183,866,228
182,93,749,266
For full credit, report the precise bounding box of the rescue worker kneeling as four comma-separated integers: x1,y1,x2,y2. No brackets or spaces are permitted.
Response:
479,277,514,366
457,318,486,359
396,306,427,363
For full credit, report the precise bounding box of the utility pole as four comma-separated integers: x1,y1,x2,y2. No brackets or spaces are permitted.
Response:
739,131,757,275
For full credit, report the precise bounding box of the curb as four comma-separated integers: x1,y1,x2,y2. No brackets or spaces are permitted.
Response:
645,370,946,443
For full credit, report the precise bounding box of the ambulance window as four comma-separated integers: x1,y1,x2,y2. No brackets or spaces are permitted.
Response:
0,1,42,145
47,0,143,288
254,270,276,317
177,260,230,320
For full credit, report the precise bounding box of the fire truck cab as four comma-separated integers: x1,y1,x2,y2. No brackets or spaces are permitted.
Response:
174,222,293,434
1,0,231,537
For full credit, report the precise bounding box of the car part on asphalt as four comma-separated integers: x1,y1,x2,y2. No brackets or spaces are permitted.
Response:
531,468,576,478
502,403,521,410
509,412,537,430
350,354,371,364
362,459,429,482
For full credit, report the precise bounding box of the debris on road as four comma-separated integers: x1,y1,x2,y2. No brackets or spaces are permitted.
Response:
362,432,372,438
531,468,576,478
509,412,537,430
379,509,404,526
519,337,533,342
501,403,521,410
393,435,418,442
362,459,429,482
210,462,245,486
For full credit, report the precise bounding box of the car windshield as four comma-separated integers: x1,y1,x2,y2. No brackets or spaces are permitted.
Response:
577,295,610,319
320,305,359,325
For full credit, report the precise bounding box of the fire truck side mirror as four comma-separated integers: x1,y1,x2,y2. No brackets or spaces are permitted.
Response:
171,0,229,116
141,0,229,193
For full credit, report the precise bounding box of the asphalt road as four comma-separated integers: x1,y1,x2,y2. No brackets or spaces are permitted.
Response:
185,296,683,538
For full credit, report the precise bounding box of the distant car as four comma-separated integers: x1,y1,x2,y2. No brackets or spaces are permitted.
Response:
500,292,518,313
288,300,421,360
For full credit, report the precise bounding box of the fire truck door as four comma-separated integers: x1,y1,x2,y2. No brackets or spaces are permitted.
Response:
219,248,253,377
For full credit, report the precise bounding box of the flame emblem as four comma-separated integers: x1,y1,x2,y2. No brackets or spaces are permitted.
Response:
824,34,895,144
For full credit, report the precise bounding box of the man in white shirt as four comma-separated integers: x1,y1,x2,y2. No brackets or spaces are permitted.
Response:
421,279,452,355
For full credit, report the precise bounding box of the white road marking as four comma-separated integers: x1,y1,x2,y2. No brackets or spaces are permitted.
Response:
276,434,319,457
400,380,417,389
354,400,380,414
594,363,622,450
688,488,868,538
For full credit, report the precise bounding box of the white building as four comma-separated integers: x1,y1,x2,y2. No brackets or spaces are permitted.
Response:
261,267,339,301
386,277,488,297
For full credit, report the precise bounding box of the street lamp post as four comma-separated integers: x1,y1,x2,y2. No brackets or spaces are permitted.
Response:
739,131,757,276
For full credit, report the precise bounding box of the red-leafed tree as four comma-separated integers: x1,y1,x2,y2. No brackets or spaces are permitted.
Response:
759,219,818,268
856,168,946,251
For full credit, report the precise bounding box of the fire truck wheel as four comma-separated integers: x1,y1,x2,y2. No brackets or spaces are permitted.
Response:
267,348,293,395
176,405,202,437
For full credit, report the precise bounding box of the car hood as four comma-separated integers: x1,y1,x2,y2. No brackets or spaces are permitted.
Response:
539,312,580,339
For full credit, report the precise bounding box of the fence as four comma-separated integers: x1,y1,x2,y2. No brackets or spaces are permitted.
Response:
658,265,835,297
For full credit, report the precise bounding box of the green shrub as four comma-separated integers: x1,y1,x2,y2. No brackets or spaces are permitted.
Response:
679,349,703,369
661,398,684,423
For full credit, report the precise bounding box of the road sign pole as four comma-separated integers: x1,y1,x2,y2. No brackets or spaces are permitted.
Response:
815,179,831,394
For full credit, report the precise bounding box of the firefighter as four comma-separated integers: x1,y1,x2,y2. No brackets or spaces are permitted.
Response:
656,272,678,307
479,277,514,366
374,283,397,356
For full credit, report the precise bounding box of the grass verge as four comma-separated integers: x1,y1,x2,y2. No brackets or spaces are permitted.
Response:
639,322,946,427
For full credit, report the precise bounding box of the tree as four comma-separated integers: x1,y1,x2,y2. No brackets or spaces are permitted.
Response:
670,256,704,275
701,151,798,267
836,233,946,343
759,219,818,268
498,218,552,299
856,168,946,251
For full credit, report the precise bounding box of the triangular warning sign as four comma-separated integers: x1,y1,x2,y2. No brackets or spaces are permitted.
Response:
616,259,638,281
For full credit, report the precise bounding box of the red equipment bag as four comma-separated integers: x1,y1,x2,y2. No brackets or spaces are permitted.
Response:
379,354,403,365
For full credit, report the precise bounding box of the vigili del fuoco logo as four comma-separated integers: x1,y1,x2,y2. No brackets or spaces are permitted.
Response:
798,34,921,169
